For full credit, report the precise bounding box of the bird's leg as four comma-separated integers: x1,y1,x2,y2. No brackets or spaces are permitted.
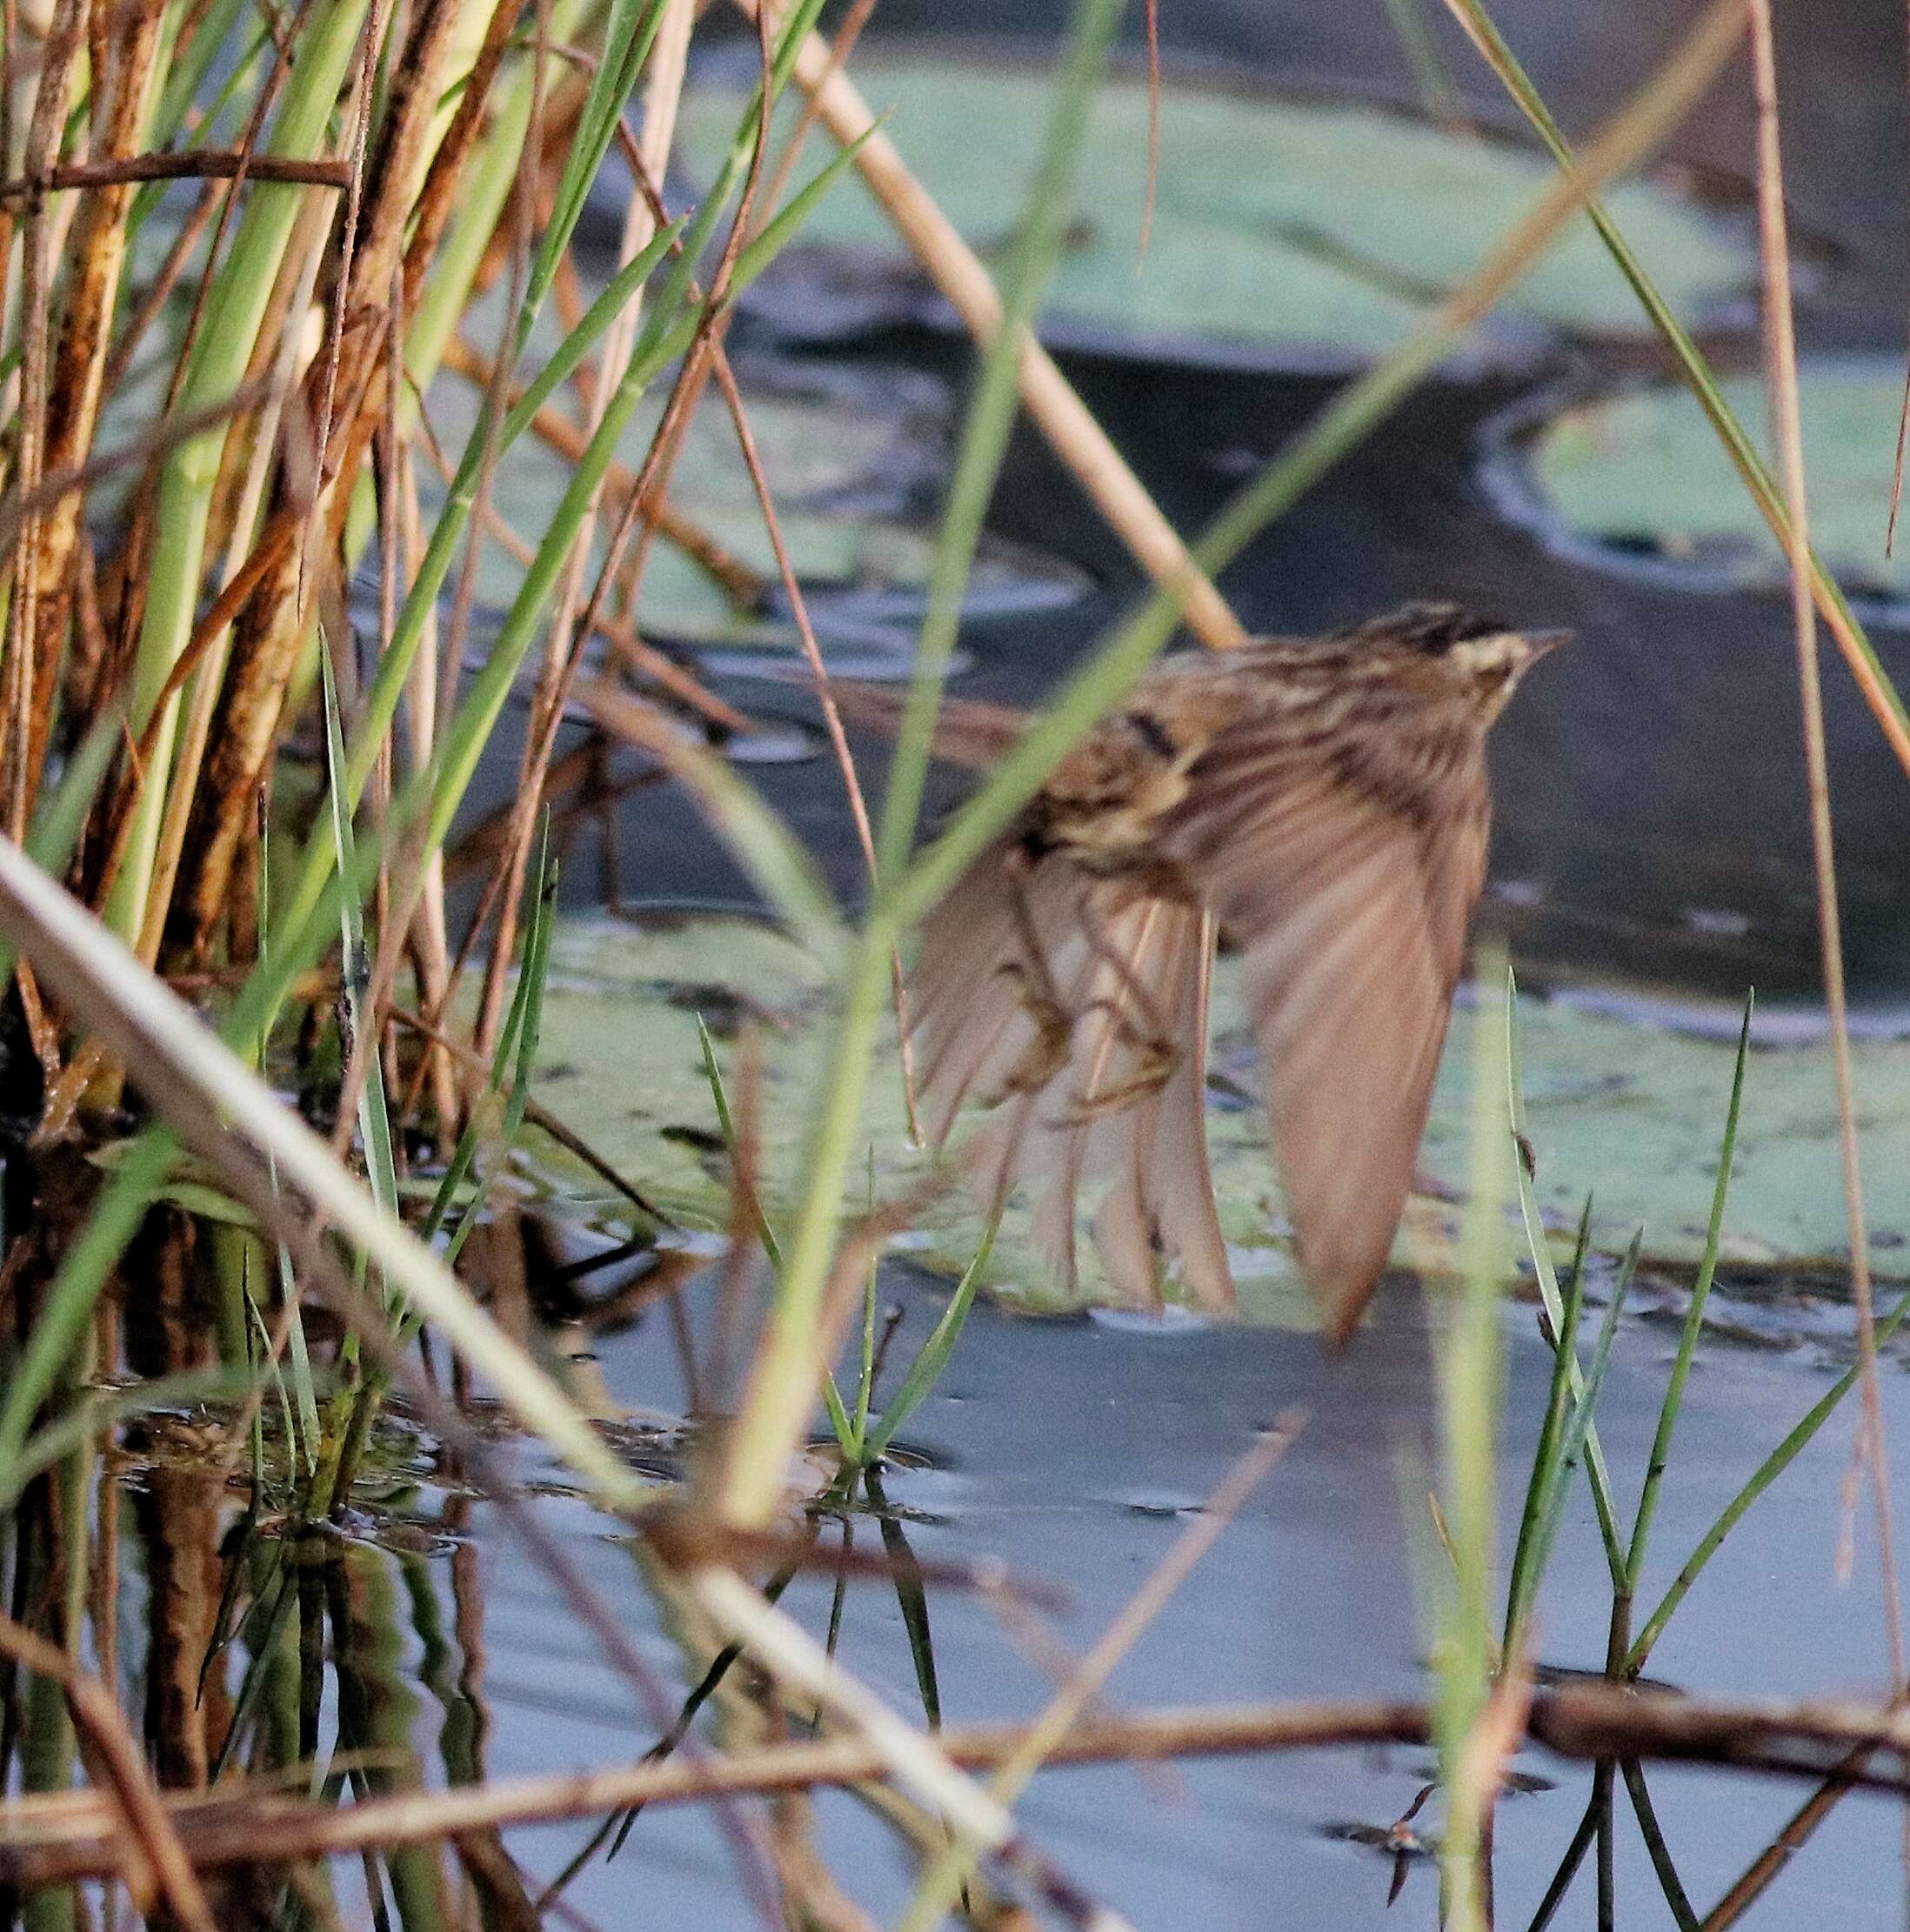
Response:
1062,892,1181,1119
988,854,1074,1100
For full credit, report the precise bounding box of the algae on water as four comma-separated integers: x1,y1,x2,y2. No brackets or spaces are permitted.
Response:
519,913,1910,1330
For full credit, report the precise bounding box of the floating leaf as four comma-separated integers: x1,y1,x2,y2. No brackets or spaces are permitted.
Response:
675,51,1758,369
515,913,1910,1330
1488,356,1910,600
417,355,1087,649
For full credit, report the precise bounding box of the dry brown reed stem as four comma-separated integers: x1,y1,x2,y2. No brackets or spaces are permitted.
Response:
0,1613,218,1932
4,0,87,840
27,1679,1910,1894
733,0,1251,655
398,0,517,307
0,150,355,196
1733,24,1910,1922
16,0,167,826
395,455,459,1140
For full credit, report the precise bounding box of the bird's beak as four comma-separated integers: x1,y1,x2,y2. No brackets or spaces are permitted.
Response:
1523,627,1573,660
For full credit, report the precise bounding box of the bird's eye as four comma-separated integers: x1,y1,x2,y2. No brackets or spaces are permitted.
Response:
1447,614,1505,646
1391,603,1506,654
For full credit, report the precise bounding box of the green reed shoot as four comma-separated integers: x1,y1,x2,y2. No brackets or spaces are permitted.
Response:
1433,952,1516,1932
1625,994,1753,1596
1505,1195,1593,1651
695,1013,995,1468
418,826,560,1269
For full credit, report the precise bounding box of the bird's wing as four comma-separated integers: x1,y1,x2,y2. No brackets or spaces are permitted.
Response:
908,839,1233,1313
1164,735,1490,1343
825,682,1029,772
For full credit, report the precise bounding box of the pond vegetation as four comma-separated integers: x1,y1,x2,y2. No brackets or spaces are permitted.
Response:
0,0,1908,1927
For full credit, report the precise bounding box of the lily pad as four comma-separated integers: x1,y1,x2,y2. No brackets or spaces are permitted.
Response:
417,353,1088,655
514,911,1910,1329
1484,357,1910,604
674,48,1758,371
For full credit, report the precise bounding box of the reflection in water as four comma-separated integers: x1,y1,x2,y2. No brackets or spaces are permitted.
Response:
6,1259,1907,1930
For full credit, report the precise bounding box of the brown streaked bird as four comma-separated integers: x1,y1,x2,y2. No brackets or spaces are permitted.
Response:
854,600,1566,1345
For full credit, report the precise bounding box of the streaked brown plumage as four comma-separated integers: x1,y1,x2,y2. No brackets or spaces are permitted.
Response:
865,601,1565,1345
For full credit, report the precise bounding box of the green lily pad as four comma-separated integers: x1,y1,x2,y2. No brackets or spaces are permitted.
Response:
417,355,1086,650
675,49,1756,370
1491,357,1910,599
514,912,1910,1329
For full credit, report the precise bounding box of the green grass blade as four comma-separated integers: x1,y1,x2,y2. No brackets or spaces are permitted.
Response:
864,1218,997,1461
1523,1232,1639,1612
1622,1761,1701,1931
718,0,1128,1528
695,1015,783,1275
1506,972,1629,1588
531,0,672,311
1447,0,1910,759
866,1467,944,1727
1626,991,1753,1589
853,1155,878,1447
1627,1277,1910,1672
1435,951,1515,1932
694,1013,857,1454
1505,1194,1593,1651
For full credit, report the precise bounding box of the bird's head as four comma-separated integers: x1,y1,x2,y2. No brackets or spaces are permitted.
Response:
1341,602,1570,725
